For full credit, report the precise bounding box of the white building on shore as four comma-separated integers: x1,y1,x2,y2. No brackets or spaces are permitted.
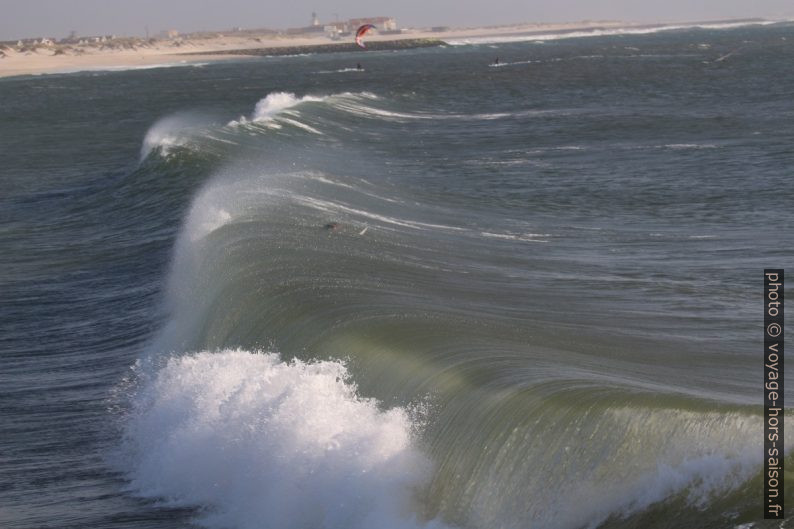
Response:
320,16,398,38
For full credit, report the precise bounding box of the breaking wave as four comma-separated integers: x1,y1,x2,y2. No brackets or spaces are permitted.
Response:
120,40,792,524
117,350,451,529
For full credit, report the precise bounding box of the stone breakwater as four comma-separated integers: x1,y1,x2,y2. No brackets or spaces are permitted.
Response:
181,38,445,57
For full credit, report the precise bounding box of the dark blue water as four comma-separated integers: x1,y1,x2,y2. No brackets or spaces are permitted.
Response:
1,21,793,529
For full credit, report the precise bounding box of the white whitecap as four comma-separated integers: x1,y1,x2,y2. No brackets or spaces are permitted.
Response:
116,350,452,529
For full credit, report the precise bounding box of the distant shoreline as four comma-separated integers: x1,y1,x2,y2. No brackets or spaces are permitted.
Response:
179,17,770,58
0,18,777,79
181,38,445,57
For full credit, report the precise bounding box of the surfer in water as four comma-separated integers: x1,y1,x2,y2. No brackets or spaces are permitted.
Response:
356,62,363,71
494,57,500,66
324,222,340,231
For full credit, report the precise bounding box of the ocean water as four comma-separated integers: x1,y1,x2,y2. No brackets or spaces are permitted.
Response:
1,21,793,529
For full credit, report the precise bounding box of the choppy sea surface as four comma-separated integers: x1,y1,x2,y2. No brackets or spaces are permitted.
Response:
1,21,793,529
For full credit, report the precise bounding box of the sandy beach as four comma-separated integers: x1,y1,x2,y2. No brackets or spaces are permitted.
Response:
0,20,654,78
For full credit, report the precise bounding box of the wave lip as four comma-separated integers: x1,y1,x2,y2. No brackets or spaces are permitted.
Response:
228,91,377,131
227,91,326,127
140,115,205,159
251,92,325,121
117,350,450,529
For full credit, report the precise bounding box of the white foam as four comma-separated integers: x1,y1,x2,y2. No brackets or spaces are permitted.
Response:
481,231,550,243
227,92,325,126
295,195,465,232
117,350,451,529
228,91,383,129
663,143,718,150
252,92,324,121
141,116,196,159
96,61,210,72
329,99,529,123
488,59,538,68
316,68,366,74
526,145,586,154
328,100,438,121
35,61,210,77
278,116,324,135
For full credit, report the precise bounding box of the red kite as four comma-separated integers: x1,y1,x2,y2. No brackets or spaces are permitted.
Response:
355,24,376,49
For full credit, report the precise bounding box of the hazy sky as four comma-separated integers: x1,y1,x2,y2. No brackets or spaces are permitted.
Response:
1,0,792,41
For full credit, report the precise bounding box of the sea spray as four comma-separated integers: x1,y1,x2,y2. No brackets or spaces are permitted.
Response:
140,114,218,160
117,349,451,529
